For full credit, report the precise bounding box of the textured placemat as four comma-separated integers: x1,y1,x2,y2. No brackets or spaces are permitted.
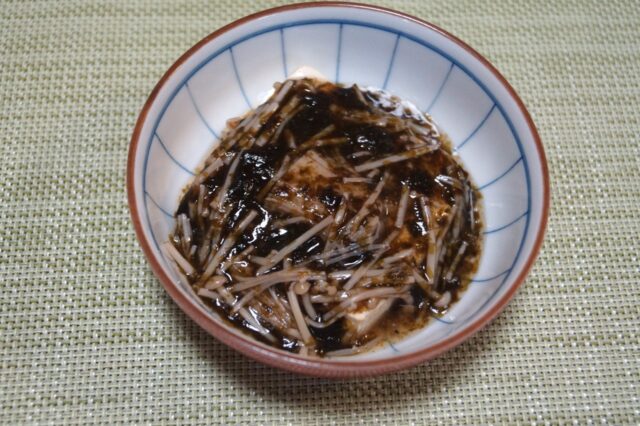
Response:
1,0,638,424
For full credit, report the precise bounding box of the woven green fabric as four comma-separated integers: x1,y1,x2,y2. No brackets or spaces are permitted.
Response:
1,0,638,423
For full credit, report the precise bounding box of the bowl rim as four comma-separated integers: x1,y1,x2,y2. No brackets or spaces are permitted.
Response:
127,1,550,378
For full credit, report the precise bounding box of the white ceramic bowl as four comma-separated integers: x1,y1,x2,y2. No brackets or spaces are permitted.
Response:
127,2,549,377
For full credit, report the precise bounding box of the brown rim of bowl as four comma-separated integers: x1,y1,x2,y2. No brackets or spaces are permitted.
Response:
127,1,550,378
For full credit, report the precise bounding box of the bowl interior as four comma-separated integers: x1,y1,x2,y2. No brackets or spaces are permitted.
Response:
130,5,546,363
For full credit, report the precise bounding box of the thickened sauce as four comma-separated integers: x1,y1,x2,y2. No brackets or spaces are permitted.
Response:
164,78,482,357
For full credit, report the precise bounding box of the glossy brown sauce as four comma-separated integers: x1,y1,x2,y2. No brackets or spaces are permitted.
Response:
166,78,482,357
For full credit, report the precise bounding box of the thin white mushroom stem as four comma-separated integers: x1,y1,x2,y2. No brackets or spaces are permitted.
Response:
435,175,463,190
304,313,343,328
319,243,361,260
356,298,395,335
395,185,410,228
383,229,400,245
334,195,349,225
248,255,270,266
270,79,294,106
241,308,274,341
419,196,432,229
412,268,430,292
327,270,353,280
323,287,405,321
445,241,469,281
354,145,437,172
257,215,334,273
219,245,254,272
203,275,228,290
309,294,336,304
301,136,348,150
232,269,321,292
343,177,372,184
257,155,291,200
306,151,336,178
366,169,380,179
271,216,311,227
196,184,206,217
322,250,367,267
284,129,296,148
432,203,459,285
434,291,452,308
198,287,274,341
200,210,258,281
451,195,466,242
251,102,279,135
162,242,194,276
264,196,307,217
178,214,192,254
350,151,372,159
165,255,190,288
352,84,368,105
298,125,337,147
301,293,318,319
231,289,256,314
408,120,438,138
197,287,220,299
293,280,311,295
381,248,414,265
268,287,290,318
212,152,242,211
342,246,387,291
198,158,224,183
261,103,303,148
306,124,335,143
420,197,438,284
287,283,314,344
345,173,387,234
328,269,386,280
280,94,302,116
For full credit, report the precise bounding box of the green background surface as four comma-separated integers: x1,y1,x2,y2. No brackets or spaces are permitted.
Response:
1,0,638,424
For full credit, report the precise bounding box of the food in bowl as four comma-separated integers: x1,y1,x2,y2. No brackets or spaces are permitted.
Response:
128,2,549,376
161,77,483,357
